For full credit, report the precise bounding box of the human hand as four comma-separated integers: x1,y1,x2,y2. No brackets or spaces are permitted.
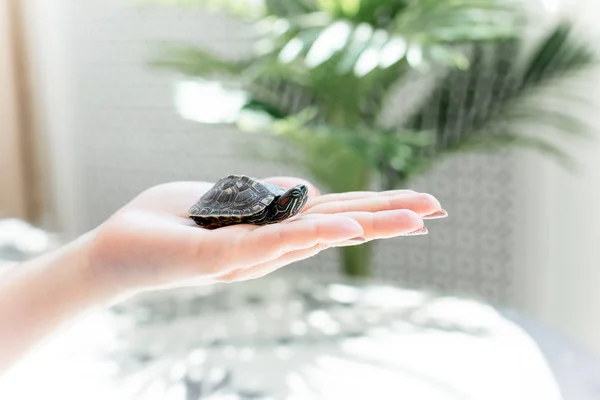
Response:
0,176,446,375
85,176,446,299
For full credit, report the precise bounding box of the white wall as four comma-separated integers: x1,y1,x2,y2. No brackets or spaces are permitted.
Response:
513,0,600,354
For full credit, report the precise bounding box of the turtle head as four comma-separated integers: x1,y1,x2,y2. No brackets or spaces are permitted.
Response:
276,184,309,218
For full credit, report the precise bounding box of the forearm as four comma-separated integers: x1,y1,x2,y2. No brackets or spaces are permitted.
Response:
0,231,110,376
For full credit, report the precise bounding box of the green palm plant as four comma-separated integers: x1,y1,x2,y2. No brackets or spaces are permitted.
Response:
150,0,596,277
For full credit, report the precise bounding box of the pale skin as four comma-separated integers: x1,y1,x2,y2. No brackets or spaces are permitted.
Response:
0,176,447,377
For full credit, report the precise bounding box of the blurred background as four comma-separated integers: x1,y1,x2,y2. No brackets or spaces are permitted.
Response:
1,0,600,397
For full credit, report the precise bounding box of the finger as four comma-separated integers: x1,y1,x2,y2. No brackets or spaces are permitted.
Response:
207,215,364,272
217,234,369,283
305,192,441,216
216,243,331,282
303,209,425,239
304,189,416,210
262,176,321,198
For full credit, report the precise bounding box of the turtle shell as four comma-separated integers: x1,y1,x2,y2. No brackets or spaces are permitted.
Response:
189,175,286,228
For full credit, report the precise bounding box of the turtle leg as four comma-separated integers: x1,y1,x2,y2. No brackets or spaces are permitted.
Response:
191,216,242,229
190,216,220,229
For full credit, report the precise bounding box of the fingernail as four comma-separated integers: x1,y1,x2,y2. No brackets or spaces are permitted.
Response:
348,236,367,243
423,209,448,219
331,236,367,247
401,227,428,236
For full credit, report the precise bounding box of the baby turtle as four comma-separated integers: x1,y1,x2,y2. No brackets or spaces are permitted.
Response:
189,174,309,229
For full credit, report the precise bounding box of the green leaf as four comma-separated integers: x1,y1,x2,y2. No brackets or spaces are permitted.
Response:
267,117,373,192
522,22,596,87
265,0,317,17
391,0,520,43
241,98,287,119
353,28,390,76
335,23,375,73
304,21,353,68
149,44,246,77
425,45,470,70
317,0,361,17
354,0,409,26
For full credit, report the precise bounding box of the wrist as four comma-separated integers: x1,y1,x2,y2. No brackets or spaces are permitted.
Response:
43,230,113,308
72,229,138,307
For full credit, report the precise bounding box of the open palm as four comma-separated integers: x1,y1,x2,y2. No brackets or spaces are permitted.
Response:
87,176,444,296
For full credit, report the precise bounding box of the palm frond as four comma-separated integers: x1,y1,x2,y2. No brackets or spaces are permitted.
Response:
352,0,410,25
258,109,437,189
390,0,521,43
244,110,373,192
521,22,596,87
265,0,317,17
151,0,523,133
149,44,247,77
139,0,320,19
402,21,596,183
273,0,518,71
